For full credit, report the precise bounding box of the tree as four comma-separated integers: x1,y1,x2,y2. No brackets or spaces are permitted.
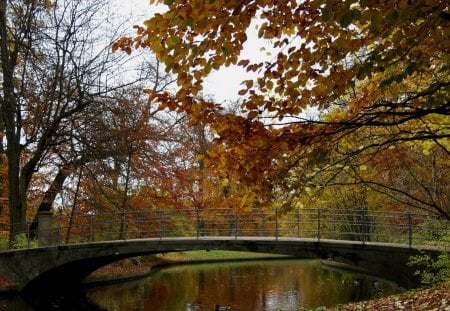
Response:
116,0,449,214
0,0,144,243
354,142,449,218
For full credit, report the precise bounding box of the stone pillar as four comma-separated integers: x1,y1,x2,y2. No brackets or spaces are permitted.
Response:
38,211,53,247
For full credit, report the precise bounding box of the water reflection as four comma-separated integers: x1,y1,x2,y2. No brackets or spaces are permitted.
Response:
0,259,401,311
86,259,400,311
1,291,106,311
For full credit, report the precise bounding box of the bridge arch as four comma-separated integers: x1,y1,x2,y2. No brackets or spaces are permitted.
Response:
0,237,442,293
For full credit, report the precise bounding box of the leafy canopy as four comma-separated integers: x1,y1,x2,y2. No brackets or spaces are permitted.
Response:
115,0,449,203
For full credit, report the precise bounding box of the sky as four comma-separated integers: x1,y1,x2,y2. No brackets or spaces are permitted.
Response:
203,22,272,104
120,0,270,104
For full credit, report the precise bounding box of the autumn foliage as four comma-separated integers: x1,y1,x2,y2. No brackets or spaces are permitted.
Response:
113,0,449,218
0,0,448,246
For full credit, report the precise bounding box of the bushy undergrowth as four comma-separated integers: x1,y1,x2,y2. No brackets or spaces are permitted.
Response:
408,252,450,286
7,233,37,249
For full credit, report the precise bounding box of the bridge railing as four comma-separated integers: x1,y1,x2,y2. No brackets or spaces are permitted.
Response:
1,208,449,249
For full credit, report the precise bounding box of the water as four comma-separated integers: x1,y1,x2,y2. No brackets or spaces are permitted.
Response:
1,259,401,310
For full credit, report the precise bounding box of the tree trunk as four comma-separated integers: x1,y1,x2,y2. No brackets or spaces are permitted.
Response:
66,169,83,244
29,166,71,238
0,0,25,245
6,149,23,245
119,155,132,240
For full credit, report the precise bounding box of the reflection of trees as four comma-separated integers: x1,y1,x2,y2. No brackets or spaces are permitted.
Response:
85,260,401,310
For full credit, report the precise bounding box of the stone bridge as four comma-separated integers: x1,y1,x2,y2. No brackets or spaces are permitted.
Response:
0,237,443,294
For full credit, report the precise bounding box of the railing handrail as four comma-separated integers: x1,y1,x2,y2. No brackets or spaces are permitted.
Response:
1,207,448,250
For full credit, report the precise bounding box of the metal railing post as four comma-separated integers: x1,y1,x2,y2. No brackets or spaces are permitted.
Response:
55,227,60,245
408,213,413,248
332,211,336,239
360,210,365,244
317,209,321,242
235,213,238,240
26,222,31,248
108,221,112,241
196,208,200,240
262,214,267,236
159,210,163,240
89,214,94,242
275,207,279,240
124,211,129,240
137,216,141,239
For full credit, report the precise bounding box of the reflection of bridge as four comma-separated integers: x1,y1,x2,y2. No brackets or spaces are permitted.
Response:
0,208,447,293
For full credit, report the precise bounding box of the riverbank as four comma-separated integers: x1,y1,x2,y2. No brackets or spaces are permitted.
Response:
328,281,450,310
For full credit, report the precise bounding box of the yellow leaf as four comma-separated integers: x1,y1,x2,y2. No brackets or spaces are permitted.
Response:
240,192,255,210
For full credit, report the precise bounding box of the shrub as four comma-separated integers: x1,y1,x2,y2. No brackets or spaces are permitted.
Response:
408,252,450,286
11,233,38,249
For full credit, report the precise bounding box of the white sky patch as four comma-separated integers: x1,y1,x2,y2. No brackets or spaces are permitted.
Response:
118,2,313,114
203,20,278,103
115,0,161,27
117,2,276,103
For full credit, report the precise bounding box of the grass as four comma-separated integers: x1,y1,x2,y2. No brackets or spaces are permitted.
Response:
157,250,288,262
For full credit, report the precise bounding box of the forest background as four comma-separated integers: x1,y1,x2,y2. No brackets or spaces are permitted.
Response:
0,0,448,246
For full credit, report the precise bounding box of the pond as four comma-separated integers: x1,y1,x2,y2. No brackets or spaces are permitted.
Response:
1,259,402,310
